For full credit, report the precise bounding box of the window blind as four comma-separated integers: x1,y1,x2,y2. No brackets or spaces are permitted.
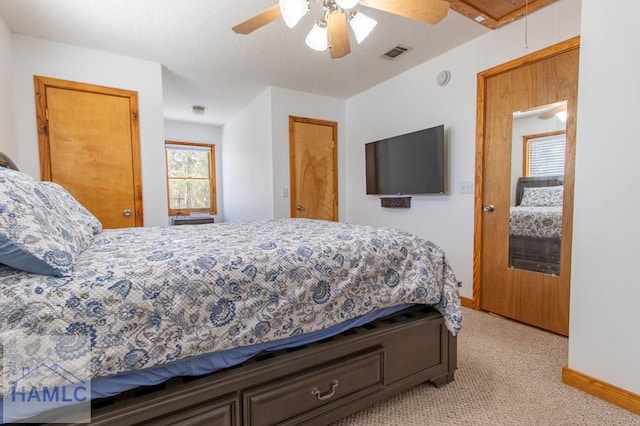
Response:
528,135,565,176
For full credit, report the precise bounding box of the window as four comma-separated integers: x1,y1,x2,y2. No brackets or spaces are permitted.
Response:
523,132,565,177
165,141,216,216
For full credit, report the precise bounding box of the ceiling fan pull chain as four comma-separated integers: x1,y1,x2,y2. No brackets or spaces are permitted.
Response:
524,0,529,49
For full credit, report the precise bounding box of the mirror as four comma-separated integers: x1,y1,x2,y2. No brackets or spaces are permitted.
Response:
508,101,567,275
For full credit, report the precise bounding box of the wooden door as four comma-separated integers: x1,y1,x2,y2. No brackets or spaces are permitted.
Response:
289,116,338,221
35,76,143,229
474,38,579,336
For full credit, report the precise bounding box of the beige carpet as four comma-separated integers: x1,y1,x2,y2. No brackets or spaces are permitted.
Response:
334,308,640,426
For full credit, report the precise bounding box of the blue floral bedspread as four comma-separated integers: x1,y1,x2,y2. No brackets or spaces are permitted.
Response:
509,206,563,238
0,219,461,390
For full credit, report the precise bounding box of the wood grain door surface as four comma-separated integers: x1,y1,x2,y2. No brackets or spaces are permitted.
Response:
289,116,338,221
35,76,143,229
476,39,579,336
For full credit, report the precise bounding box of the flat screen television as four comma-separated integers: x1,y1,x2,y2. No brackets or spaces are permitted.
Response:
365,124,445,195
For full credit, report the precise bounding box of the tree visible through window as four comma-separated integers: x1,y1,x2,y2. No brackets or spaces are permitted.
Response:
165,141,216,216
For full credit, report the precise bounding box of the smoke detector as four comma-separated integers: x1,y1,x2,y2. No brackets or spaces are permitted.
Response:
437,70,451,86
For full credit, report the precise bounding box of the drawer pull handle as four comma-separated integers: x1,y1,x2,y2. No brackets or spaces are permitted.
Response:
311,380,339,401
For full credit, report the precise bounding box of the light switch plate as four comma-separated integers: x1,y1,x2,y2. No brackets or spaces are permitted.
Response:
460,181,474,194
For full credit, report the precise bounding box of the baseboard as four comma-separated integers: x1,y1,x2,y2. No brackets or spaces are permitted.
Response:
460,297,475,308
562,365,640,415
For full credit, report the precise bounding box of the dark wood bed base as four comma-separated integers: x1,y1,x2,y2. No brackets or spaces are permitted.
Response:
509,235,561,275
51,305,456,426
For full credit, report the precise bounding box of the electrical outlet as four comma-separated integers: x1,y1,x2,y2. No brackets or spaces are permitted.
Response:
460,181,474,194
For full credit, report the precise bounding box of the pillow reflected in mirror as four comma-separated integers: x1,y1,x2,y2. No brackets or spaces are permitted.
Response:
519,185,564,207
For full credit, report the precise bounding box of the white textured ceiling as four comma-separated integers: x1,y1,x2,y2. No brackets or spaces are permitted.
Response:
0,0,488,126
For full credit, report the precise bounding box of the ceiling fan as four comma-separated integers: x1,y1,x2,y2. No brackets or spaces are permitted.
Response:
538,101,568,121
232,0,451,59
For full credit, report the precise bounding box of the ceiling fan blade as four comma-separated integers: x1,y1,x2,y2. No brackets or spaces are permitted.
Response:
232,5,282,34
363,0,450,25
328,10,351,59
538,104,567,119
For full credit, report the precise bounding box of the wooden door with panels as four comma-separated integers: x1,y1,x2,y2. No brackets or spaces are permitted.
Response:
474,37,580,336
35,76,143,229
289,116,338,221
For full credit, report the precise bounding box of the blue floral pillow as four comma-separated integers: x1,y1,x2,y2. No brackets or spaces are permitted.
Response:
38,181,103,235
0,168,95,276
520,185,564,207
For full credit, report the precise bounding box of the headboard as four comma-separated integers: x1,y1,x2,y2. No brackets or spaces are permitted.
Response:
515,175,564,206
0,151,19,171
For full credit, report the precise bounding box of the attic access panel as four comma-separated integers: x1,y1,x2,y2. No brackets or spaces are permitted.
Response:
448,0,558,29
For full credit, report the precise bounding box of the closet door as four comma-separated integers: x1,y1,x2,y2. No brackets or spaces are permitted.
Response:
289,116,338,221
474,38,579,336
35,76,143,229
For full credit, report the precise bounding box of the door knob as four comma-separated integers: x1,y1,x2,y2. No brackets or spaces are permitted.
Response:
123,209,132,217
296,205,305,211
483,204,495,212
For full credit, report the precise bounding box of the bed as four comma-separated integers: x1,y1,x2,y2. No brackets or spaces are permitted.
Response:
0,164,461,425
509,175,564,275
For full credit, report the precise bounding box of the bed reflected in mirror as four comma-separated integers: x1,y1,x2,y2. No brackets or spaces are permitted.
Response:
509,101,567,275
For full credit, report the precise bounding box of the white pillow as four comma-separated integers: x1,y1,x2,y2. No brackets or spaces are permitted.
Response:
520,185,564,207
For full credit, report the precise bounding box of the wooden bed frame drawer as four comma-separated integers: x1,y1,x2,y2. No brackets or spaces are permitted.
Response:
243,348,385,426
144,395,237,426
88,391,239,426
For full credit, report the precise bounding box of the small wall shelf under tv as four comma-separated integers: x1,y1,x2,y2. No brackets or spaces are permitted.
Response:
380,196,412,208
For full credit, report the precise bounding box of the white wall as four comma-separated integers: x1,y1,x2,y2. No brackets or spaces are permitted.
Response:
164,120,223,223
0,18,13,157
569,0,640,395
164,120,222,143
11,35,167,226
345,0,582,299
222,88,274,222
270,87,346,219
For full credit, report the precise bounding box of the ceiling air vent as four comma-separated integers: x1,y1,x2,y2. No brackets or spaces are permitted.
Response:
382,45,410,60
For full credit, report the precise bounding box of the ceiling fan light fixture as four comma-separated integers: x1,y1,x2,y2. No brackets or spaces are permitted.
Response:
555,110,567,123
349,11,377,44
335,0,360,9
305,21,329,51
279,0,309,28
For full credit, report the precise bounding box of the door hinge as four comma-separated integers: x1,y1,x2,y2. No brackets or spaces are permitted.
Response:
45,109,49,120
